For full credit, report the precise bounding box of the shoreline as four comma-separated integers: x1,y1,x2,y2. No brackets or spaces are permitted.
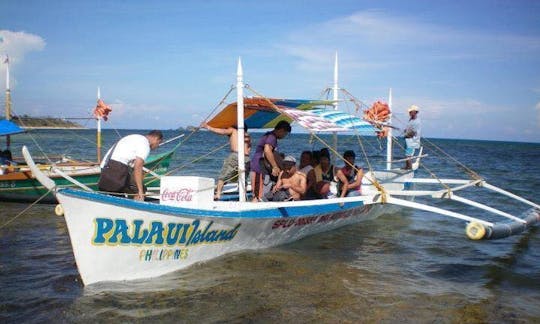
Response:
22,126,88,130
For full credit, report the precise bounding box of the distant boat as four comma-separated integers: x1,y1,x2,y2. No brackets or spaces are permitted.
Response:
1,144,176,203
23,57,539,286
0,56,178,202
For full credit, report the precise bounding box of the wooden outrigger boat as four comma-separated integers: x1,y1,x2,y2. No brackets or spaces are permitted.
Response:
23,58,539,286
0,57,177,202
0,148,175,203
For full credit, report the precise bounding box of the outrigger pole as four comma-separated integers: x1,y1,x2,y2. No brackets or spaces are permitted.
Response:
386,177,540,240
236,57,247,202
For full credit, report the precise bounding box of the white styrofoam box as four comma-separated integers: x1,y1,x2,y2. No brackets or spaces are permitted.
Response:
160,176,215,206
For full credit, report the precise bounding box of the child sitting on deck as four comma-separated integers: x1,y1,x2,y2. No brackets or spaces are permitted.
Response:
335,150,363,198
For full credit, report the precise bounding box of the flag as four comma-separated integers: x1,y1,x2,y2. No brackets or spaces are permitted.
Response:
3,55,8,64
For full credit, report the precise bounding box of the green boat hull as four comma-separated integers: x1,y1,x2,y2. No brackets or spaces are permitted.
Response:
0,150,174,203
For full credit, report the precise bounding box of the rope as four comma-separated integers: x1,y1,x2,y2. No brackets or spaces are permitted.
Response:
9,113,54,165
152,142,229,179
9,107,99,163
422,138,482,180
389,108,480,190
336,89,391,197
109,86,237,190
388,112,458,193
0,188,53,231
153,85,235,180
170,85,236,155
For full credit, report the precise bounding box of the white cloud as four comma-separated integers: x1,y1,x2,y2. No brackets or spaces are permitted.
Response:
0,30,46,89
269,10,539,142
387,96,527,140
280,10,540,71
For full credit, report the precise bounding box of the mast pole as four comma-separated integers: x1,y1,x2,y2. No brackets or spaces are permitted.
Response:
386,88,393,170
96,87,102,163
332,52,339,166
4,55,12,150
236,58,246,202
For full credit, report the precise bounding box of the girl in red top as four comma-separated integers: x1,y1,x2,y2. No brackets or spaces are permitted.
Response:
335,150,363,198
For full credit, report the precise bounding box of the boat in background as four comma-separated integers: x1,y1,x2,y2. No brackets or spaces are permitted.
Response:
23,57,539,286
0,55,178,203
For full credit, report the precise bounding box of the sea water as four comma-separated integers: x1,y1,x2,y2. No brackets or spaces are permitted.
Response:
0,129,539,322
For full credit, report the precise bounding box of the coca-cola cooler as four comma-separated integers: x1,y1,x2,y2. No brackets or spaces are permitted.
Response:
159,176,215,206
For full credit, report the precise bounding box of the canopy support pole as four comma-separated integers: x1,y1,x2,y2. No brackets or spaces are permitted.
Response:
236,58,246,202
332,52,339,166
96,87,102,163
386,88,393,170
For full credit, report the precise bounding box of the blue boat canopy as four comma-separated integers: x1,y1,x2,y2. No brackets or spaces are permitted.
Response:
0,120,24,136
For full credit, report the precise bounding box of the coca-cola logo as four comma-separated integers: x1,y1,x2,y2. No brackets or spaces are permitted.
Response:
161,188,194,201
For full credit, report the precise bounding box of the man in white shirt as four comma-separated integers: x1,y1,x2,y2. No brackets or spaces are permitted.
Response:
99,130,163,200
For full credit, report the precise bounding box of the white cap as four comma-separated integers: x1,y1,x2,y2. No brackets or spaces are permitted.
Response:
408,105,420,113
283,155,296,163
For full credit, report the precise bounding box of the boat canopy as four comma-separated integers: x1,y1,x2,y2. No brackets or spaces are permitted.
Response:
0,120,24,136
206,97,379,133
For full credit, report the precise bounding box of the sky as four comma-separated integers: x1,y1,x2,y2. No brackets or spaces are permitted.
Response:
1,0,539,143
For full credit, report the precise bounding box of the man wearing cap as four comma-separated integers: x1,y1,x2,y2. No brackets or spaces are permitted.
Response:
267,155,306,201
403,105,421,169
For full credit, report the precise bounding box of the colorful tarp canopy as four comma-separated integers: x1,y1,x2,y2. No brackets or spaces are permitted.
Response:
206,97,379,133
285,108,380,133
0,120,24,136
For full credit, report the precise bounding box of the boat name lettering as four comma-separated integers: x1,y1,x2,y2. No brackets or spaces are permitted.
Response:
92,218,241,247
272,216,318,229
161,188,194,201
139,248,189,261
272,211,352,229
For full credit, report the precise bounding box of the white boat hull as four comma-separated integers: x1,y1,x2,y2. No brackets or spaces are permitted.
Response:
57,170,413,285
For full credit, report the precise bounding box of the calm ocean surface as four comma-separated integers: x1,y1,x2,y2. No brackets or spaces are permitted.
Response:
1,129,539,323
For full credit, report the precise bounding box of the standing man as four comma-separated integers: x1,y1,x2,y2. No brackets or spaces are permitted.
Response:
98,130,163,201
403,105,421,170
201,123,251,200
250,120,291,201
